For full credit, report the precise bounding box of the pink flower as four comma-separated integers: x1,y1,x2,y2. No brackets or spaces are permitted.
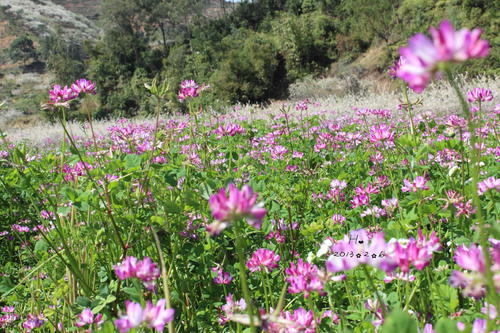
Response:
212,265,233,285
143,299,175,332
113,256,138,280
397,33,439,92
222,294,247,314
388,57,407,78
22,313,46,332
295,100,309,111
113,256,160,290
75,308,103,328
285,259,324,298
48,84,78,106
397,20,489,92
246,248,280,273
135,257,161,283
467,88,493,103
477,176,500,195
401,176,429,192
450,241,500,298
331,214,346,225
71,78,96,95
326,230,396,273
178,79,207,102
283,308,316,333
207,183,266,235
369,124,395,148
390,231,441,273
115,299,174,333
454,244,485,273
430,20,489,62
115,301,145,333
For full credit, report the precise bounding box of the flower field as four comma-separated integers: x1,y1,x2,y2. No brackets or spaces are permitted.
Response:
0,21,499,333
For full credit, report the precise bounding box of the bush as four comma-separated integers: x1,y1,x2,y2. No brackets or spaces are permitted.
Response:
210,31,287,103
8,35,38,64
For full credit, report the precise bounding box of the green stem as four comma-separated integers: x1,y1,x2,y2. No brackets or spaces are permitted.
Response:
152,228,174,333
361,264,386,317
234,224,256,332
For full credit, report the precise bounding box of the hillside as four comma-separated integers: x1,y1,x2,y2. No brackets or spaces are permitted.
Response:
0,0,101,41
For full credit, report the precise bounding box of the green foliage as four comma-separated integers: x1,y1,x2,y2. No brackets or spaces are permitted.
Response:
211,31,287,103
81,0,499,118
39,32,85,84
8,35,38,64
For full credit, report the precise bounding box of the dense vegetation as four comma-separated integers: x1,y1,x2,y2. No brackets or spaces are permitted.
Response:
0,17,500,332
6,0,497,119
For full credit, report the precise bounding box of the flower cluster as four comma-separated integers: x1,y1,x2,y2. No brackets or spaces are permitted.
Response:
22,313,46,332
49,78,96,104
396,20,489,92
113,256,160,291
401,176,429,192
75,308,104,329
212,265,233,285
0,306,19,329
467,88,493,103
388,230,441,275
218,294,246,325
177,80,208,102
115,299,174,333
246,248,280,273
477,176,500,196
285,259,324,298
214,123,246,138
207,183,266,235
450,240,500,298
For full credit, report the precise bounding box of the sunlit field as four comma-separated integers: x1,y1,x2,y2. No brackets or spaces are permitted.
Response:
0,20,499,333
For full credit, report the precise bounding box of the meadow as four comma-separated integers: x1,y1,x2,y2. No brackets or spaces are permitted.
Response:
0,20,499,333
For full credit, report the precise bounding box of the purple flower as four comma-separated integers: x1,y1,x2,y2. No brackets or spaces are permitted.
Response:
75,308,103,328
467,88,493,103
477,176,500,195
369,124,395,148
71,78,96,95
401,176,429,192
285,259,324,298
397,20,489,92
22,313,46,332
115,301,144,333
207,183,266,235
326,229,397,273
113,256,160,290
115,299,174,333
212,265,233,285
388,57,407,78
246,248,280,273
283,308,316,333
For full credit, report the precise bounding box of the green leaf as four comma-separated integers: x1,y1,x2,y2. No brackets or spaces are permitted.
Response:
75,296,91,307
381,309,418,333
124,154,142,170
34,239,48,253
435,318,460,333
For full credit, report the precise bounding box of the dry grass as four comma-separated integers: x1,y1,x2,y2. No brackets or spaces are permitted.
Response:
4,74,498,146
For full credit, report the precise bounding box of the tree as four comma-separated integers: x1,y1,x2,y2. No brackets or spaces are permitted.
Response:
8,35,38,64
